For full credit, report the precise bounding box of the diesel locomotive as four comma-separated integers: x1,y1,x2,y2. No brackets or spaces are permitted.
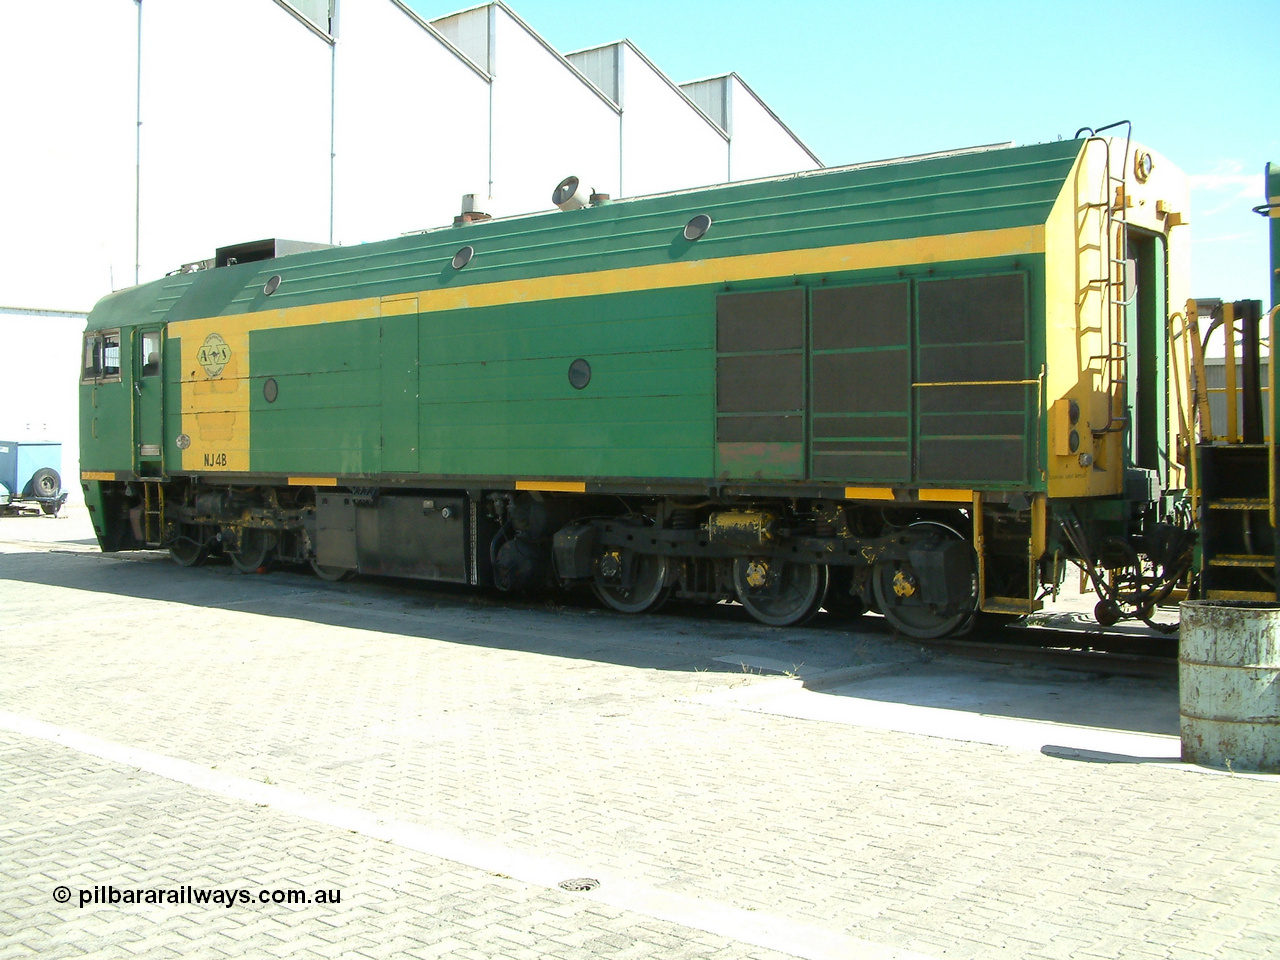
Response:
82,130,1248,638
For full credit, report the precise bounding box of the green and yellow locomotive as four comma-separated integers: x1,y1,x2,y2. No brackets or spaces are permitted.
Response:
80,132,1209,637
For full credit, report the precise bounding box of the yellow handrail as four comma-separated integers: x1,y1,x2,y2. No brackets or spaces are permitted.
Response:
1186,299,1213,442
1269,305,1278,526
1224,301,1239,444
1168,310,1192,470
911,378,1041,388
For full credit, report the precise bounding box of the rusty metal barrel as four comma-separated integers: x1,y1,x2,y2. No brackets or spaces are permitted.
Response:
1179,600,1280,772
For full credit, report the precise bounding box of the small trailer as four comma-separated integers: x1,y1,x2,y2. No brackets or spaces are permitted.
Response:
0,441,67,516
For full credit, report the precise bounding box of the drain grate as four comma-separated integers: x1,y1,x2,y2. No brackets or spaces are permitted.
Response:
557,877,600,892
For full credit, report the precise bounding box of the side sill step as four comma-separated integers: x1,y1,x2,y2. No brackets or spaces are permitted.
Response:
982,597,1044,615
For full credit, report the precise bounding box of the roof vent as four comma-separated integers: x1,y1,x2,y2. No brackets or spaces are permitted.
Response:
453,193,492,226
214,238,331,269
553,176,591,211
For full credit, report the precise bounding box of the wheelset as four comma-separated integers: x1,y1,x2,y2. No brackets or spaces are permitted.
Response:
592,549,672,614
871,521,978,639
732,557,828,627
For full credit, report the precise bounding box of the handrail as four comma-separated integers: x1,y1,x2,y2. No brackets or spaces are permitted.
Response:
911,378,1040,388
1186,299,1214,441
1037,364,1045,481
912,372,1045,481
1184,301,1206,526
1269,305,1279,526
1077,133,1130,438
1168,310,1192,468
1224,302,1239,443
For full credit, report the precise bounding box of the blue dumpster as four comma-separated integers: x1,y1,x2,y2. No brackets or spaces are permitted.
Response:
0,441,67,516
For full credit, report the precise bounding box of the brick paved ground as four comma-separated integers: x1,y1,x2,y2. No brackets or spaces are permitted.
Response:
2,511,1278,959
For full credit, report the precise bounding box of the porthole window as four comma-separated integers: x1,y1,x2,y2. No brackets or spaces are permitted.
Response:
263,378,278,403
568,358,591,390
683,213,712,241
1134,151,1154,183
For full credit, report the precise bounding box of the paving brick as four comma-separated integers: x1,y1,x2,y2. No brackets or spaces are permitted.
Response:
4,540,1280,960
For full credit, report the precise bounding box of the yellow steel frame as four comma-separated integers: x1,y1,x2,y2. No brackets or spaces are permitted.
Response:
971,490,1046,615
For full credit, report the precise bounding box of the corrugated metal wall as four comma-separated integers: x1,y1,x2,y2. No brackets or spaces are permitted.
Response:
1201,356,1273,438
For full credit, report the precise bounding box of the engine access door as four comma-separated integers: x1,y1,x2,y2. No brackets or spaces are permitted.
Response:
714,289,806,480
380,296,420,473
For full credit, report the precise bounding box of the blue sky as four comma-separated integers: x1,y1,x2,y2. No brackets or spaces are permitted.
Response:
407,0,1278,305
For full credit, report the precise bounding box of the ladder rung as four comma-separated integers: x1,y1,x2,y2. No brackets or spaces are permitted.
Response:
1206,589,1276,601
1208,555,1276,568
1206,498,1270,510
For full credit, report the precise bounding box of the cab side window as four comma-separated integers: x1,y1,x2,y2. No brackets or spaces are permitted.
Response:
82,330,122,383
82,336,100,380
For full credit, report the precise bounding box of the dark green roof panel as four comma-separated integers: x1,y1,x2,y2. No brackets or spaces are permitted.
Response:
88,139,1082,329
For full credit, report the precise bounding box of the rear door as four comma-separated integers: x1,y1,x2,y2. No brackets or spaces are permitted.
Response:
133,326,165,474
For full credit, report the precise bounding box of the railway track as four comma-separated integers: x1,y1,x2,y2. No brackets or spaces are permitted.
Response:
913,619,1178,678
8,532,1180,677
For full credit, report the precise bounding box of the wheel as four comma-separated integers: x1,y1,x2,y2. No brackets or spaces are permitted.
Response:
592,549,671,614
229,528,276,574
823,567,867,620
310,560,353,582
871,522,978,639
168,525,210,567
29,467,60,500
40,501,60,517
732,557,828,627
1094,598,1122,627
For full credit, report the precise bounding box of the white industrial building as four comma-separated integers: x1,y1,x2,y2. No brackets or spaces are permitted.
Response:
0,0,819,501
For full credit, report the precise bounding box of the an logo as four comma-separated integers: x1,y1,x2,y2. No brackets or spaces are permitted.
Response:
197,333,231,378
